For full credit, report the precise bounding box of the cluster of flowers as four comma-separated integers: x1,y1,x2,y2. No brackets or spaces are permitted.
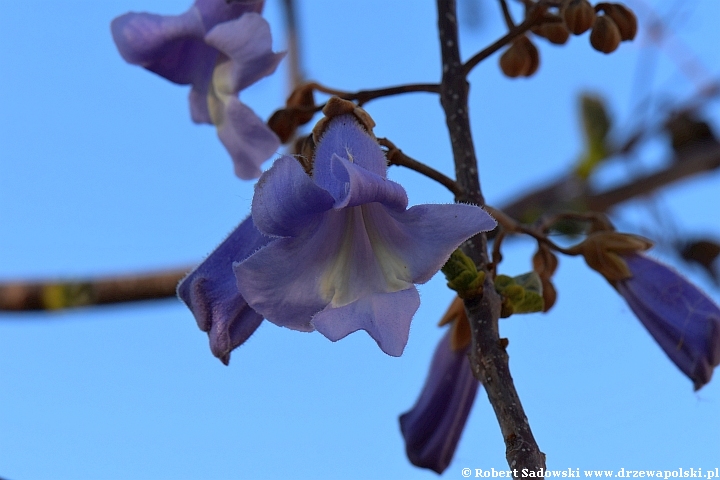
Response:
112,0,719,474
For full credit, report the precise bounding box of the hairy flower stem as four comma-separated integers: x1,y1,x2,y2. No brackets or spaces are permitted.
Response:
436,0,546,474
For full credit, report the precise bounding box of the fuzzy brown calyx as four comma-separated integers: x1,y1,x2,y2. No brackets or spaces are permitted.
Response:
311,97,376,144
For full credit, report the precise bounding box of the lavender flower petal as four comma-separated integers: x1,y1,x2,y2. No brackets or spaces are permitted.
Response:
235,207,368,332
363,202,497,285
313,116,389,179
111,9,214,86
617,254,720,389
194,0,263,29
178,216,270,365
400,330,479,473
215,98,281,180
324,154,408,210
189,87,214,124
204,13,286,93
250,156,335,238
312,287,421,356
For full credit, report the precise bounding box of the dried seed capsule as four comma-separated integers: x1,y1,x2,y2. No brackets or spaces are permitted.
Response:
590,15,621,54
596,2,637,41
563,0,597,35
499,36,540,77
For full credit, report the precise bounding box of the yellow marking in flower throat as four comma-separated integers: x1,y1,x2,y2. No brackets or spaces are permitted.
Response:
320,206,412,307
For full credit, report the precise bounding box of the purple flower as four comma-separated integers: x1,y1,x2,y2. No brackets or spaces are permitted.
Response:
399,328,479,473
233,113,497,356
616,254,720,390
177,216,270,365
112,0,285,179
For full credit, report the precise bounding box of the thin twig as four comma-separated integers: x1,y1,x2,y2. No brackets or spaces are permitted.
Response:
307,82,440,106
379,137,464,198
499,0,516,29
490,228,507,276
486,205,577,256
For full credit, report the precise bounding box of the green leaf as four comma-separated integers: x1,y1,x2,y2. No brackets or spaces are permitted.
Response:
494,272,544,315
575,94,611,179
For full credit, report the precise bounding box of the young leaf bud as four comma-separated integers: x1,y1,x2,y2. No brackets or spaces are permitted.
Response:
590,15,621,54
596,2,637,41
499,36,540,78
563,0,597,35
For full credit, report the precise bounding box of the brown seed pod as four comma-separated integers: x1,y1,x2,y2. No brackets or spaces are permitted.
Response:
267,108,298,143
532,244,559,312
533,20,571,45
590,15,621,54
596,2,637,41
563,0,597,35
499,36,540,78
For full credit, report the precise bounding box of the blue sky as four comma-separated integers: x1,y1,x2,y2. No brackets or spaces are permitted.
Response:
1,1,719,479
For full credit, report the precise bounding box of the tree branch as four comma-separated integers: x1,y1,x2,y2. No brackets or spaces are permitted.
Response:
0,268,190,312
587,142,720,211
501,142,720,223
436,0,546,475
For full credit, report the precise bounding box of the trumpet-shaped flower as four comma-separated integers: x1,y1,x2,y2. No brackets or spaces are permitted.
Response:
615,254,720,390
177,216,270,365
112,0,284,179
399,328,479,473
234,113,497,356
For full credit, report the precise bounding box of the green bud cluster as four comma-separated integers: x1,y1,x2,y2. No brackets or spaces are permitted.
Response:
442,250,485,299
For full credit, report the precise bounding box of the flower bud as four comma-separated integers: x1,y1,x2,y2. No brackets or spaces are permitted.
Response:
596,2,637,41
533,20,571,45
563,0,597,35
590,15,621,54
499,36,540,78
267,84,316,143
